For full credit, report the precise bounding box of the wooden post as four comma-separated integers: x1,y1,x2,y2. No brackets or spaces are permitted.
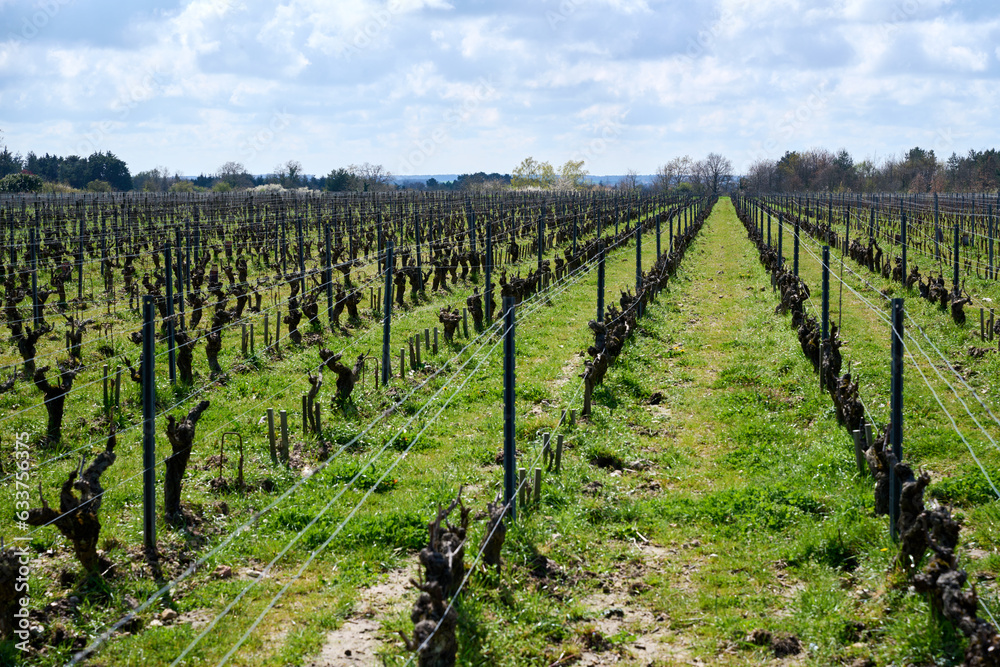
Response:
400,348,406,378
302,395,309,434
249,322,254,355
279,409,289,465
851,430,866,476
518,467,527,510
267,408,277,463
433,327,438,355
462,307,469,338
114,366,121,408
555,434,564,473
533,468,542,506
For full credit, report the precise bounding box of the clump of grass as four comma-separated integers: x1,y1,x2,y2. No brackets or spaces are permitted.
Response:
697,484,825,532
928,469,1000,506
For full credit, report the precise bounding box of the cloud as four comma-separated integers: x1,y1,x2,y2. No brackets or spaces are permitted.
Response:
1,0,999,175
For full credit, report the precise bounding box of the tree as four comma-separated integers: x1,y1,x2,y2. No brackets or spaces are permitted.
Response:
511,157,557,189
87,151,132,191
832,149,855,190
325,167,362,192
25,152,60,182
695,153,733,194
743,159,777,193
559,160,589,190
217,161,254,189
349,162,394,192
132,166,174,192
774,151,805,191
0,146,24,179
273,160,304,188
652,156,693,192
855,158,877,192
538,162,557,188
58,156,90,189
511,157,540,188
617,169,640,191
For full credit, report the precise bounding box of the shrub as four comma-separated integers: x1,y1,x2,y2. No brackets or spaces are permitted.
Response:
86,179,113,192
0,172,43,193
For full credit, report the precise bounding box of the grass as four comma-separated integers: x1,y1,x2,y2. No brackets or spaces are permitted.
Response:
2,198,997,666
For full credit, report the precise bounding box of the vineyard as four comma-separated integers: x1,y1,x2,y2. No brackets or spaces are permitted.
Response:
1,192,999,666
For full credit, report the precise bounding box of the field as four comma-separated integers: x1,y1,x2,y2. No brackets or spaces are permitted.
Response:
2,193,999,666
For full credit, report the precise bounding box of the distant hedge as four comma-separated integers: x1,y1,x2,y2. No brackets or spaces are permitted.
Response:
0,172,44,193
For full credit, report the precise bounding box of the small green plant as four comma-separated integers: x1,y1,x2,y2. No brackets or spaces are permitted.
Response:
929,470,1000,506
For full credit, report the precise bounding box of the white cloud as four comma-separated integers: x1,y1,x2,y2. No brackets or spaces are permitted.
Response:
0,0,999,174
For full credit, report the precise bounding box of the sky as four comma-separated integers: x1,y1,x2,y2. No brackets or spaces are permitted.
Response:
1,0,999,179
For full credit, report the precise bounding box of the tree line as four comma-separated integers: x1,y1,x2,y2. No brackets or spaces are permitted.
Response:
0,146,132,192
0,132,740,196
15,133,997,197
742,147,1000,193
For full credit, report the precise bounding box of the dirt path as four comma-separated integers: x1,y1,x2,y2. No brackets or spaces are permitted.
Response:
305,567,412,666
